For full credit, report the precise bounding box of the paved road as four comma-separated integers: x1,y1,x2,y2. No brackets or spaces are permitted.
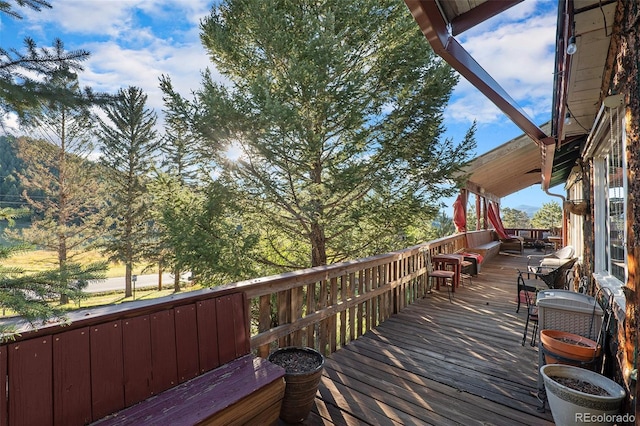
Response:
85,273,185,293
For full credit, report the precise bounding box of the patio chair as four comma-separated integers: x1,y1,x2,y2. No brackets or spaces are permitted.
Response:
515,257,578,313
527,245,575,271
500,235,524,255
520,280,539,346
423,250,455,303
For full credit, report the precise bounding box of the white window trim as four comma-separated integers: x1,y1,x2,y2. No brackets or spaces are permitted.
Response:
588,106,627,316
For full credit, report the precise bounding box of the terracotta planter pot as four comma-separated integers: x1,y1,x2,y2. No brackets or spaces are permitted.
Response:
268,347,325,424
541,329,601,369
541,364,626,426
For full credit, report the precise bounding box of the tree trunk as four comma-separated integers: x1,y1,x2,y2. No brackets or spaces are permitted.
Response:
125,262,132,297
174,268,181,292
310,222,327,267
59,255,69,305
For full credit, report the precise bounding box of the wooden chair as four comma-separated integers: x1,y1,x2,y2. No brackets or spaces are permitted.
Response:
423,250,456,303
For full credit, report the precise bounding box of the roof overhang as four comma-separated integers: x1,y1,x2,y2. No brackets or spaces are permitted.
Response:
462,122,550,199
551,1,617,156
404,0,616,197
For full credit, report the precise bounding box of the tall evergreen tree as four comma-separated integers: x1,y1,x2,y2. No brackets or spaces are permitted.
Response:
97,86,160,297
146,83,205,291
188,0,475,268
150,173,258,286
11,67,106,304
531,201,563,230
432,209,456,238
159,76,202,185
501,207,531,229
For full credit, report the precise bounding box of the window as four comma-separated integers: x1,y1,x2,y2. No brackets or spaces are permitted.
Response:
593,107,626,284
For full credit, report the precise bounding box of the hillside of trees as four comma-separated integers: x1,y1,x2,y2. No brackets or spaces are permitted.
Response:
0,136,28,210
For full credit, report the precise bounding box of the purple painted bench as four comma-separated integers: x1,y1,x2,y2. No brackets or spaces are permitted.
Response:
93,354,285,426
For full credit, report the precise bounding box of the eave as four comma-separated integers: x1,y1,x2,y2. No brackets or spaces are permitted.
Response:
405,0,616,197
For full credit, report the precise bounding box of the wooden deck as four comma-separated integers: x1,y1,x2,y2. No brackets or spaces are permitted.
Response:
301,250,555,425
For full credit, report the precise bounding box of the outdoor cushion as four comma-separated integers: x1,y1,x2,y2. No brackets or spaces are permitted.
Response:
540,246,575,267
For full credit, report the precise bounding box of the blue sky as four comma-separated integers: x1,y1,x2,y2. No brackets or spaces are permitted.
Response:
1,0,561,215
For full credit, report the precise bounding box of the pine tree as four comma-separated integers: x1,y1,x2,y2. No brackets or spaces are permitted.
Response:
501,207,531,229
433,209,456,238
149,174,258,286
97,86,160,297
145,84,204,291
531,201,563,230
184,0,475,269
0,0,51,18
1,206,105,339
11,67,107,304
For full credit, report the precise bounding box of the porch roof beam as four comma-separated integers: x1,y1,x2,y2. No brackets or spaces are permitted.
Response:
404,0,558,190
448,0,523,36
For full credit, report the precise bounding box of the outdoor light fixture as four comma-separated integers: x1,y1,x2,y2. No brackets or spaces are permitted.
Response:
564,111,572,125
566,36,577,55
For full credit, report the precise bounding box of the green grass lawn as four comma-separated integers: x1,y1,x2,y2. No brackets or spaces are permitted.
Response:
7,249,150,278
64,283,205,309
1,248,201,320
1,283,205,319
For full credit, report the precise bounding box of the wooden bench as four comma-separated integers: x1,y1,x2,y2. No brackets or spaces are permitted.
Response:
0,290,285,426
463,230,502,263
468,241,501,259
93,354,284,426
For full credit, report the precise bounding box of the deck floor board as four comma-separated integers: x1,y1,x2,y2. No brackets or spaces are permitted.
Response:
286,250,556,425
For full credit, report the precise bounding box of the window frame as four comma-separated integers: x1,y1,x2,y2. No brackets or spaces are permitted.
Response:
592,107,627,286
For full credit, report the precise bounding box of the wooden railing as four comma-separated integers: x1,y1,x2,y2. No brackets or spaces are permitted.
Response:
1,230,488,426
219,232,471,358
504,228,558,245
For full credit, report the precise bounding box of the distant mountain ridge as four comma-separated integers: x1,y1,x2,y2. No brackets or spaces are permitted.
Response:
513,205,539,217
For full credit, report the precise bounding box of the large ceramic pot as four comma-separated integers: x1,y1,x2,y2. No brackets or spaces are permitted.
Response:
541,364,626,426
541,329,601,369
268,347,325,424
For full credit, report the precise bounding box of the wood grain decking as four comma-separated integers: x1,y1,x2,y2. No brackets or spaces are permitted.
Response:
298,250,555,425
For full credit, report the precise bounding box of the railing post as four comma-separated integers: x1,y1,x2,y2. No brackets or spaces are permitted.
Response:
258,295,271,358
357,270,364,338
291,286,303,347
339,275,347,348
277,290,290,348
329,277,338,353
306,282,316,347
348,272,356,342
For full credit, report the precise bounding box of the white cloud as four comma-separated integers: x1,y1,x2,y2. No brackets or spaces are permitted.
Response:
1,113,20,135
445,1,557,128
3,1,217,134
22,1,134,37
80,40,210,110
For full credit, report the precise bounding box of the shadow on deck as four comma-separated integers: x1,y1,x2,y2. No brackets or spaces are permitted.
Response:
300,250,555,425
